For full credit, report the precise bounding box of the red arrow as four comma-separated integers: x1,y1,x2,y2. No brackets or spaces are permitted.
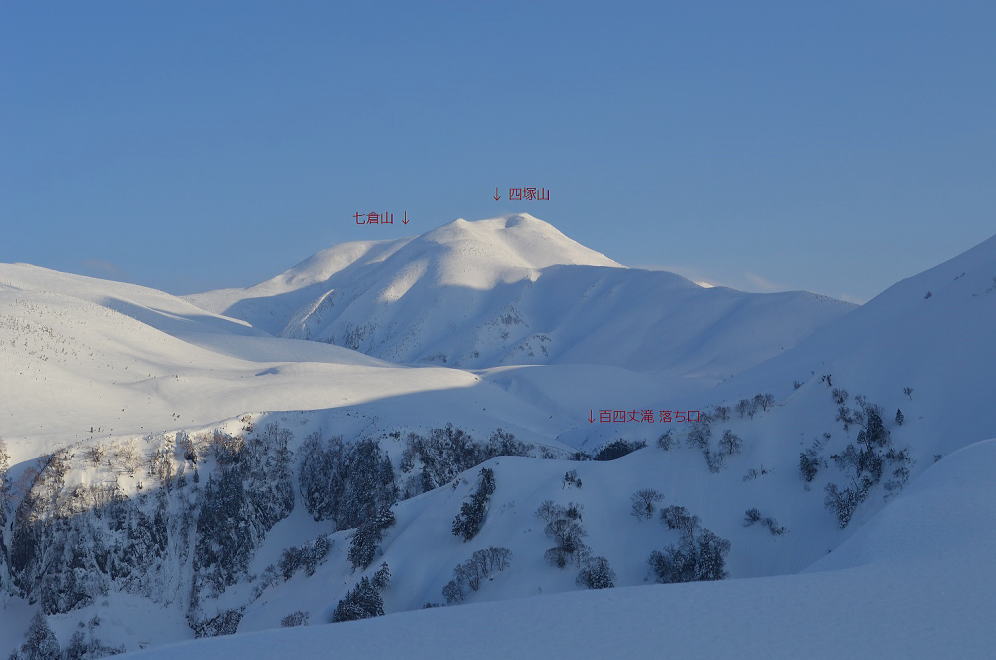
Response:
493,187,501,201
587,409,595,424
402,211,410,225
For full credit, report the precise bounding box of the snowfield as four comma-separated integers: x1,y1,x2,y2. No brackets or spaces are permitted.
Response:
1,215,994,659
0,262,566,461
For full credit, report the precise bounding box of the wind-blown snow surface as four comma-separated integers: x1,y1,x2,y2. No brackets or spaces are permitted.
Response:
124,438,996,660
188,214,854,378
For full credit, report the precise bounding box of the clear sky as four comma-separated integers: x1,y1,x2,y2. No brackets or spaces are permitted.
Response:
2,1,994,302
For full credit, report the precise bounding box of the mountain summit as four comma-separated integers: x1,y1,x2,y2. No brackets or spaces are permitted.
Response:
188,214,854,377
187,214,621,327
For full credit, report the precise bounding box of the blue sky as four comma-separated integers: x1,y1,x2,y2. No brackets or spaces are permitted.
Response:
2,1,994,302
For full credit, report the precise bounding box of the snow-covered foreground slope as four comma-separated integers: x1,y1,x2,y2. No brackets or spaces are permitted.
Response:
124,438,996,660
188,214,854,378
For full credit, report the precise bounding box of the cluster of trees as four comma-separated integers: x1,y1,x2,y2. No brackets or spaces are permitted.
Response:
399,426,532,497
799,449,821,483
10,612,61,660
147,438,176,489
592,439,646,461
686,421,711,453
706,430,743,472
347,507,396,570
299,434,397,531
339,322,375,351
798,433,831,485
100,493,171,600
280,611,309,628
4,422,341,639
831,389,864,431
441,547,512,604
535,498,615,590
332,562,391,623
4,422,428,645
576,555,615,590
176,430,197,463
191,426,294,613
451,467,496,542
824,406,912,527
278,536,332,580
371,562,391,591
649,505,731,583
719,430,743,456
685,419,743,473
735,393,775,419
656,430,675,451
254,536,335,601
536,501,588,569
562,469,582,488
92,439,142,478
630,489,664,520
711,405,730,421
3,423,398,642
9,449,132,615
0,438,9,589
189,608,245,638
10,611,124,660
743,508,786,535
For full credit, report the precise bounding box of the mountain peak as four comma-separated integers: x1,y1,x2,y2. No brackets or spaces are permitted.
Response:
184,213,853,374
418,214,622,278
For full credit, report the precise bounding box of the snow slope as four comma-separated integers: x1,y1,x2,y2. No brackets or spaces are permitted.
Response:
0,263,568,461
712,231,996,457
123,438,996,660
188,214,854,378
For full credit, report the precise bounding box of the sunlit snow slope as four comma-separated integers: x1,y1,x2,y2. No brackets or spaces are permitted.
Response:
0,264,564,460
188,214,854,378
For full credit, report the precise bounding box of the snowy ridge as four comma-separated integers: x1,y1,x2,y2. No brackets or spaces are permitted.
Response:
186,238,414,336
713,230,996,456
186,214,620,336
187,214,854,377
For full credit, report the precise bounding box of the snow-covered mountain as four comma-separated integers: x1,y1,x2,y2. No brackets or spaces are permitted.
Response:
188,214,854,379
2,225,995,659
